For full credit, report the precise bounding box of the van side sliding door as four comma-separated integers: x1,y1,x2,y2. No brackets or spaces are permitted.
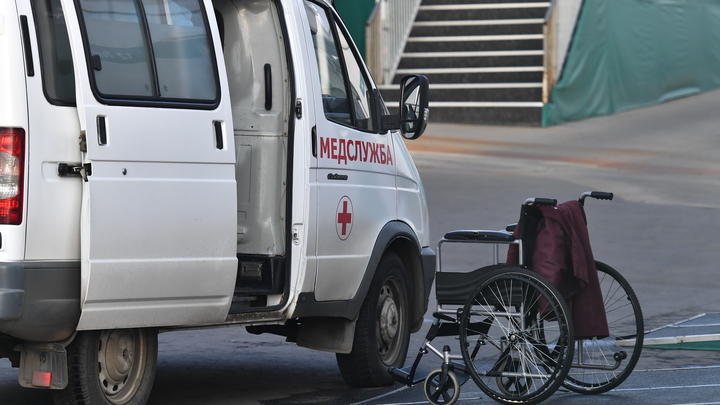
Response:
60,0,238,330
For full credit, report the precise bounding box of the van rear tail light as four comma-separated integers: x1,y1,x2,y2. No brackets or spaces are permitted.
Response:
0,128,25,225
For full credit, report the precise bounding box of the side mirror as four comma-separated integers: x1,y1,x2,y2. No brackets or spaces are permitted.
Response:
399,75,429,140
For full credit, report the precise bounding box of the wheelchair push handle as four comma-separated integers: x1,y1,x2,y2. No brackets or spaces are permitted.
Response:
523,197,558,207
579,191,614,206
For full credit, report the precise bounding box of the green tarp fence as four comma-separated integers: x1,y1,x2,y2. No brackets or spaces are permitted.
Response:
543,0,720,126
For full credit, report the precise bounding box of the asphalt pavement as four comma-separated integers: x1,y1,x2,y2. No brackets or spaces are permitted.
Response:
3,88,720,404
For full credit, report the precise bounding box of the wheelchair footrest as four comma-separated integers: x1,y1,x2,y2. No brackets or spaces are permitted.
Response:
388,366,428,386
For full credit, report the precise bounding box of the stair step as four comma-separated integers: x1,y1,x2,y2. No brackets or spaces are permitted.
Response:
380,82,542,90
403,50,543,57
419,2,550,10
398,51,542,69
405,38,542,52
408,34,543,42
413,18,544,26
421,0,550,4
416,7,548,20
431,101,542,107
397,66,543,74
392,71,543,84
383,87,541,102
411,21,543,36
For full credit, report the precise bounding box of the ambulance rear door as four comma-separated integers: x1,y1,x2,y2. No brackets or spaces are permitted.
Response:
60,0,238,330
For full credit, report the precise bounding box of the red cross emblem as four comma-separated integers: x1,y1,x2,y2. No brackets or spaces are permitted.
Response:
336,196,353,241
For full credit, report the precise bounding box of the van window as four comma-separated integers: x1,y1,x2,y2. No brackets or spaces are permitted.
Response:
32,0,76,106
77,0,218,103
304,1,374,132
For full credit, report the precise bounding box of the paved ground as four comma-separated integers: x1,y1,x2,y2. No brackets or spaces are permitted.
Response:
3,88,720,404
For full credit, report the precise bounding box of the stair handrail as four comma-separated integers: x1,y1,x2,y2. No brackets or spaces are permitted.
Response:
366,0,422,86
543,0,584,103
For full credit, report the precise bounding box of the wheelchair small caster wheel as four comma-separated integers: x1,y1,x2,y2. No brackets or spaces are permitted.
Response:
424,368,461,405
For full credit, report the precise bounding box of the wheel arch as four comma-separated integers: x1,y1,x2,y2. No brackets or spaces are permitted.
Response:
383,230,431,333
292,220,434,332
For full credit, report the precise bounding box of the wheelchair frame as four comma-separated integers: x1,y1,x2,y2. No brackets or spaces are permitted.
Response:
389,191,644,405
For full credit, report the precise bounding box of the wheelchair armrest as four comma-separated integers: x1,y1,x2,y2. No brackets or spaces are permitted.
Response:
444,230,515,242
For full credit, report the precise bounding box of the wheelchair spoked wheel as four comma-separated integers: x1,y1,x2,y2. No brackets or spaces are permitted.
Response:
459,267,574,405
424,368,461,405
563,261,644,394
496,358,532,396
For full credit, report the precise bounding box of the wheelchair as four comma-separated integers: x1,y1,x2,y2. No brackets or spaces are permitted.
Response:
389,192,644,405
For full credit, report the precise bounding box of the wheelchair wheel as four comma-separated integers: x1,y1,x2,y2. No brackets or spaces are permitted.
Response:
563,261,644,394
424,368,461,405
459,267,574,405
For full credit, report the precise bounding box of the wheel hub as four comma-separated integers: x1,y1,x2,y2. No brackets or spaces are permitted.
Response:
97,329,147,404
379,295,399,345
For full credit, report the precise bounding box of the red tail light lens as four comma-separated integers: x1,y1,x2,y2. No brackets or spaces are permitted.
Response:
0,128,25,225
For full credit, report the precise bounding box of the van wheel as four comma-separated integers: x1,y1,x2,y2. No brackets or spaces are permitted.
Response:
53,329,157,405
337,251,410,387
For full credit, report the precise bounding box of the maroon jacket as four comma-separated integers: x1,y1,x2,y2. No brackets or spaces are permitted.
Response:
508,200,609,339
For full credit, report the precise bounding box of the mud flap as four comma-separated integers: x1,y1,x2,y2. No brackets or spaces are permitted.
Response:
17,342,68,390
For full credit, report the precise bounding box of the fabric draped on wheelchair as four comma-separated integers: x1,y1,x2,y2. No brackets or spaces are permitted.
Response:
507,200,609,339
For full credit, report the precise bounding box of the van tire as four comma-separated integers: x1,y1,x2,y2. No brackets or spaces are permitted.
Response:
336,251,410,387
53,329,157,405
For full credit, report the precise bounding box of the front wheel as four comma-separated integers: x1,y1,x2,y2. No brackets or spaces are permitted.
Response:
424,368,461,405
53,328,158,405
337,251,411,387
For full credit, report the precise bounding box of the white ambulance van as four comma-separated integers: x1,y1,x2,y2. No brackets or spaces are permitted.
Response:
0,0,434,403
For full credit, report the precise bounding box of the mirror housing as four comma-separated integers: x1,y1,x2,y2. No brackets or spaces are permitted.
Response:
399,75,429,140
379,75,430,138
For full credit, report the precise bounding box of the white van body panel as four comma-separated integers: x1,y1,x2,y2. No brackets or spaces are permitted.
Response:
59,0,239,329
393,131,430,248
282,0,317,314
0,1,30,262
302,1,398,302
18,0,83,261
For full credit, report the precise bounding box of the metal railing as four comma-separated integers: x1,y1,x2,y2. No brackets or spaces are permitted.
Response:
365,0,422,86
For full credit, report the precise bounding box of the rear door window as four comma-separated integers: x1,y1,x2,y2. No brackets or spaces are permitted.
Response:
32,0,76,105
76,0,219,105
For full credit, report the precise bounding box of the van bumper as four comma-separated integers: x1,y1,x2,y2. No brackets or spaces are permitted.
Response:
0,263,24,321
0,262,80,342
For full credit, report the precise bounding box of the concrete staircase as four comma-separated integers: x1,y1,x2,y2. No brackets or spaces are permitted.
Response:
380,0,550,126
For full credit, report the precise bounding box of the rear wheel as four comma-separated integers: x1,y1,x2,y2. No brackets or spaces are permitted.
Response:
53,328,157,405
459,267,574,405
563,261,643,394
337,251,411,387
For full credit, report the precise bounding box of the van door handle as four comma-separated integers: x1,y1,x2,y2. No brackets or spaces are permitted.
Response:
214,121,224,150
97,116,107,145
58,163,83,177
58,163,91,181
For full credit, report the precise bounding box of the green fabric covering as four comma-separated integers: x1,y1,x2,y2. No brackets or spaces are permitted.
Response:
333,0,377,60
543,0,720,126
